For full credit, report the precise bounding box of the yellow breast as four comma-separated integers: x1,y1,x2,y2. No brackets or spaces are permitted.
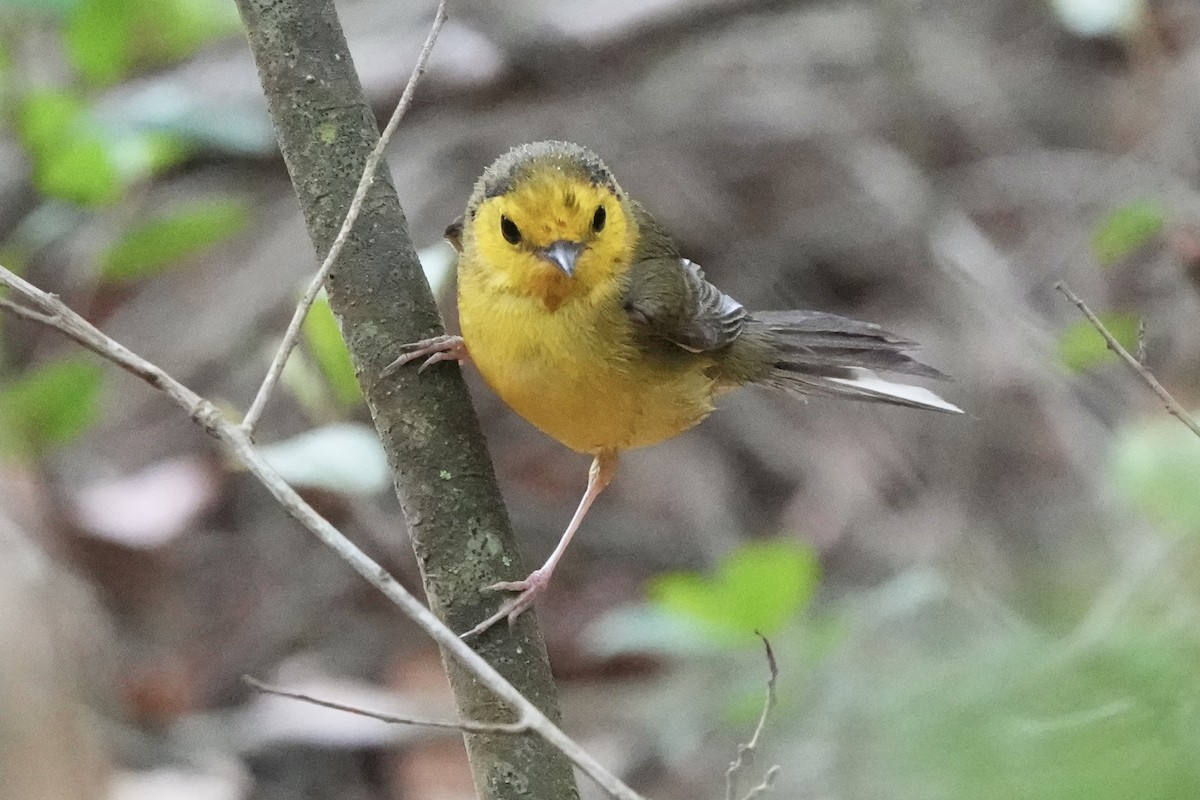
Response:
458,259,717,454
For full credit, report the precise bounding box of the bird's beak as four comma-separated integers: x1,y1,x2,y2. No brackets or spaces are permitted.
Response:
539,240,583,277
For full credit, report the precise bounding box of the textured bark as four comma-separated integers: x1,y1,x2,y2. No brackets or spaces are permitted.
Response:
233,3,580,799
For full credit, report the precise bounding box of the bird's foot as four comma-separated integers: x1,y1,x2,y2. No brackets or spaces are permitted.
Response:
459,569,550,639
381,335,468,377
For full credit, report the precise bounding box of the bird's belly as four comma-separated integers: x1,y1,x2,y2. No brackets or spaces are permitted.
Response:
462,298,716,454
493,361,713,453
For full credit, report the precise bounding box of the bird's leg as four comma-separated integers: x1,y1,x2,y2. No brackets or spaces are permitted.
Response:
462,450,619,639
381,334,469,377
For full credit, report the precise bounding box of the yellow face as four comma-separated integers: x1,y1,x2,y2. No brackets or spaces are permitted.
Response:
466,166,636,311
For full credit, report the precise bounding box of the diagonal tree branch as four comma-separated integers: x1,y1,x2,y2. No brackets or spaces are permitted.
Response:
242,676,530,734
1055,282,1200,439
231,0,587,797
0,295,57,326
239,0,447,437
0,264,644,800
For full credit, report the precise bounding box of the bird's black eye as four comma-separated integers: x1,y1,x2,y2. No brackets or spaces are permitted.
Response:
500,215,522,245
592,205,606,233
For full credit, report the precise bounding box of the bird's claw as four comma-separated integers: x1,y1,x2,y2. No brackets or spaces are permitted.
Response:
381,335,468,377
459,570,549,639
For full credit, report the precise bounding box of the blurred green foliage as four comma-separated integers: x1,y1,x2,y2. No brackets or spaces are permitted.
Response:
63,0,241,85
1,0,251,458
873,639,1200,798
15,89,190,205
804,409,1200,799
830,573,1200,800
6,0,242,208
1,0,241,82
1092,201,1165,267
101,198,249,282
0,357,102,461
16,90,122,205
1112,415,1200,533
1058,313,1140,373
649,539,820,639
587,539,824,661
303,295,362,407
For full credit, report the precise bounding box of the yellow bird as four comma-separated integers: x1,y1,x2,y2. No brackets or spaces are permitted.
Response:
388,141,961,637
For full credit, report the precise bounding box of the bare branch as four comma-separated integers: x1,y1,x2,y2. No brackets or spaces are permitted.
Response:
740,766,780,800
0,269,206,404
239,0,448,436
0,264,645,800
1055,281,1200,439
726,636,781,800
242,675,530,734
0,295,58,326
1136,317,1147,365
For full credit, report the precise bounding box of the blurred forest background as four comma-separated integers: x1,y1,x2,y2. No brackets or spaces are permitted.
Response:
3,0,1200,798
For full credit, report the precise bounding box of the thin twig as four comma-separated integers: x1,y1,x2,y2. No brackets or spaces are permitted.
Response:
1055,281,1200,439
725,636,781,800
242,675,530,734
0,295,58,326
0,264,645,800
740,766,780,800
239,0,448,436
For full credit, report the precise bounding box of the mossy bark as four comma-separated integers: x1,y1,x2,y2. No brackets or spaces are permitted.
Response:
233,2,580,798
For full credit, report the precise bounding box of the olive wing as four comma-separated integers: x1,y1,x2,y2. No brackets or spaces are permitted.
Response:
621,257,746,353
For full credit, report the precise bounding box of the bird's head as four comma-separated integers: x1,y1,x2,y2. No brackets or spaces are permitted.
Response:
457,141,636,310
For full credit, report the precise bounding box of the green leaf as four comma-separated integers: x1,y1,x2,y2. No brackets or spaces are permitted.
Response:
38,139,123,206
64,0,241,86
16,90,88,153
64,0,131,84
101,198,249,282
1093,201,1165,267
303,296,361,407
15,90,123,206
649,539,820,638
1058,313,1140,373
0,358,103,461
1112,416,1200,532
15,89,189,205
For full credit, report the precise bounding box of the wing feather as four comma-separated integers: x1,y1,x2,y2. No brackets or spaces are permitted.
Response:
621,257,746,353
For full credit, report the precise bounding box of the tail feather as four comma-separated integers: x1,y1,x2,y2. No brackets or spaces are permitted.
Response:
751,311,962,414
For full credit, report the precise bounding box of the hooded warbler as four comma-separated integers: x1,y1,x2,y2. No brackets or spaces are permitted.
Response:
387,141,962,637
